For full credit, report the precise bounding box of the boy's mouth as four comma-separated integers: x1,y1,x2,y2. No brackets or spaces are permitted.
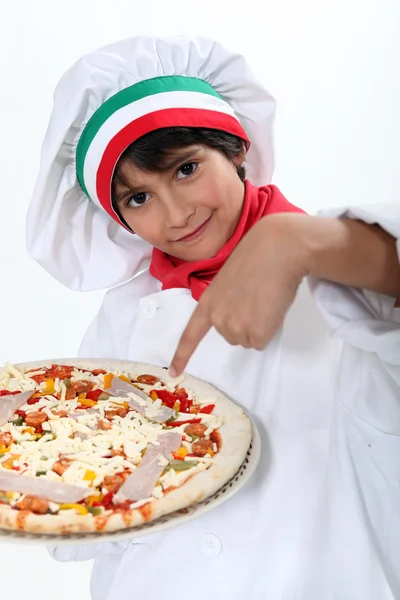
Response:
174,214,213,243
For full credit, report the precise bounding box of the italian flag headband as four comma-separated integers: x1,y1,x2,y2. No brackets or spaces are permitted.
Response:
76,75,249,224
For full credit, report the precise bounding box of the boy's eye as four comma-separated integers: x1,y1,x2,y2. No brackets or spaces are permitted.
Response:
176,162,197,180
127,192,152,208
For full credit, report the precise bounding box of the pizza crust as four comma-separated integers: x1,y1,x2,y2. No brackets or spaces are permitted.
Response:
0,359,252,534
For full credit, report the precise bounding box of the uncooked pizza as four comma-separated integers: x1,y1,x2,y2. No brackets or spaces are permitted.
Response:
0,359,251,534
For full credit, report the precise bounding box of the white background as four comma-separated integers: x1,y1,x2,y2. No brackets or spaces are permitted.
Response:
0,0,399,597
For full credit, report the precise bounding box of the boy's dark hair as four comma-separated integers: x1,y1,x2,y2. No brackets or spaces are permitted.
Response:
111,127,246,218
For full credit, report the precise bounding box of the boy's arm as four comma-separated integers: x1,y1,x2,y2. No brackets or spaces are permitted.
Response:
293,216,400,303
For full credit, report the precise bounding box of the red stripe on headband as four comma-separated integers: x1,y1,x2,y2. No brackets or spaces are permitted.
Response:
96,107,249,224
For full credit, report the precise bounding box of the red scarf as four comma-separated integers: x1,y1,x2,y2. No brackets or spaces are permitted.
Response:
149,181,305,301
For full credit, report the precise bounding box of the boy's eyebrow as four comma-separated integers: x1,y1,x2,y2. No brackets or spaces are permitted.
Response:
114,147,201,203
160,147,200,171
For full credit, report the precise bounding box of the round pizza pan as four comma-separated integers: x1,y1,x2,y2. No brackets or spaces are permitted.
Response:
0,359,261,545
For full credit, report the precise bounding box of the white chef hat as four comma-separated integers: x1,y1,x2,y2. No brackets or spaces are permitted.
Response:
27,35,276,291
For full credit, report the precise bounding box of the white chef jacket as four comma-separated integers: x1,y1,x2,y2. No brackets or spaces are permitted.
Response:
49,204,400,600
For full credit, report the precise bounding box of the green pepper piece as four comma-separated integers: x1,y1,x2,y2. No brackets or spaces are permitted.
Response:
98,393,110,401
189,434,200,442
164,460,199,472
36,471,48,476
11,416,24,426
87,506,102,516
63,378,71,388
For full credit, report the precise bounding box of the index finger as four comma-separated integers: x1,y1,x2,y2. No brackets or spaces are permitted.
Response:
169,304,211,377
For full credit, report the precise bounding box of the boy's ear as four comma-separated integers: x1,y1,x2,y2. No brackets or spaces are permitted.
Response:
232,142,247,167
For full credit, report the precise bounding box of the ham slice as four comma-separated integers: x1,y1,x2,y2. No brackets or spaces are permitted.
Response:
0,391,34,426
107,379,175,423
0,469,91,503
117,432,182,502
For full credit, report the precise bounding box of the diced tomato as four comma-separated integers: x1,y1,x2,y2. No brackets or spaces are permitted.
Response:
27,364,74,384
91,369,107,376
15,410,26,417
0,390,20,396
210,430,222,451
91,501,102,507
47,365,74,380
199,404,215,414
167,418,202,427
136,374,159,386
86,389,103,401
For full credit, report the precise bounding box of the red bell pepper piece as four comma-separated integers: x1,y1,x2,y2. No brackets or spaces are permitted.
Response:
27,397,40,405
151,389,177,409
101,492,114,509
167,418,202,427
15,410,26,417
152,389,193,412
199,404,215,414
86,389,103,401
178,397,193,413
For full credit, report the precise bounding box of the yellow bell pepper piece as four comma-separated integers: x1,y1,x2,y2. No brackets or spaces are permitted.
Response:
83,469,96,482
175,446,188,459
0,444,10,453
78,397,97,407
2,455,21,469
111,401,129,410
86,493,103,506
103,373,114,390
22,427,35,435
31,392,42,399
118,375,130,384
59,503,88,516
207,449,215,456
44,378,55,395
173,401,180,412
150,391,158,401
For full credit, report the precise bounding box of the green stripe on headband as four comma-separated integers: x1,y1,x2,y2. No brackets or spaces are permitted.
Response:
76,75,224,195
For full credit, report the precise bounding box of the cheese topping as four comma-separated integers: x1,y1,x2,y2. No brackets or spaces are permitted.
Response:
0,364,223,514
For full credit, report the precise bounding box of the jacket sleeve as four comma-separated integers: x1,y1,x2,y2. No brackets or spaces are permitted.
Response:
47,540,130,562
308,202,400,433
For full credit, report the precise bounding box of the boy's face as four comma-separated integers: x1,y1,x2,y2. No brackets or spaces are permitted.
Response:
112,145,246,261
